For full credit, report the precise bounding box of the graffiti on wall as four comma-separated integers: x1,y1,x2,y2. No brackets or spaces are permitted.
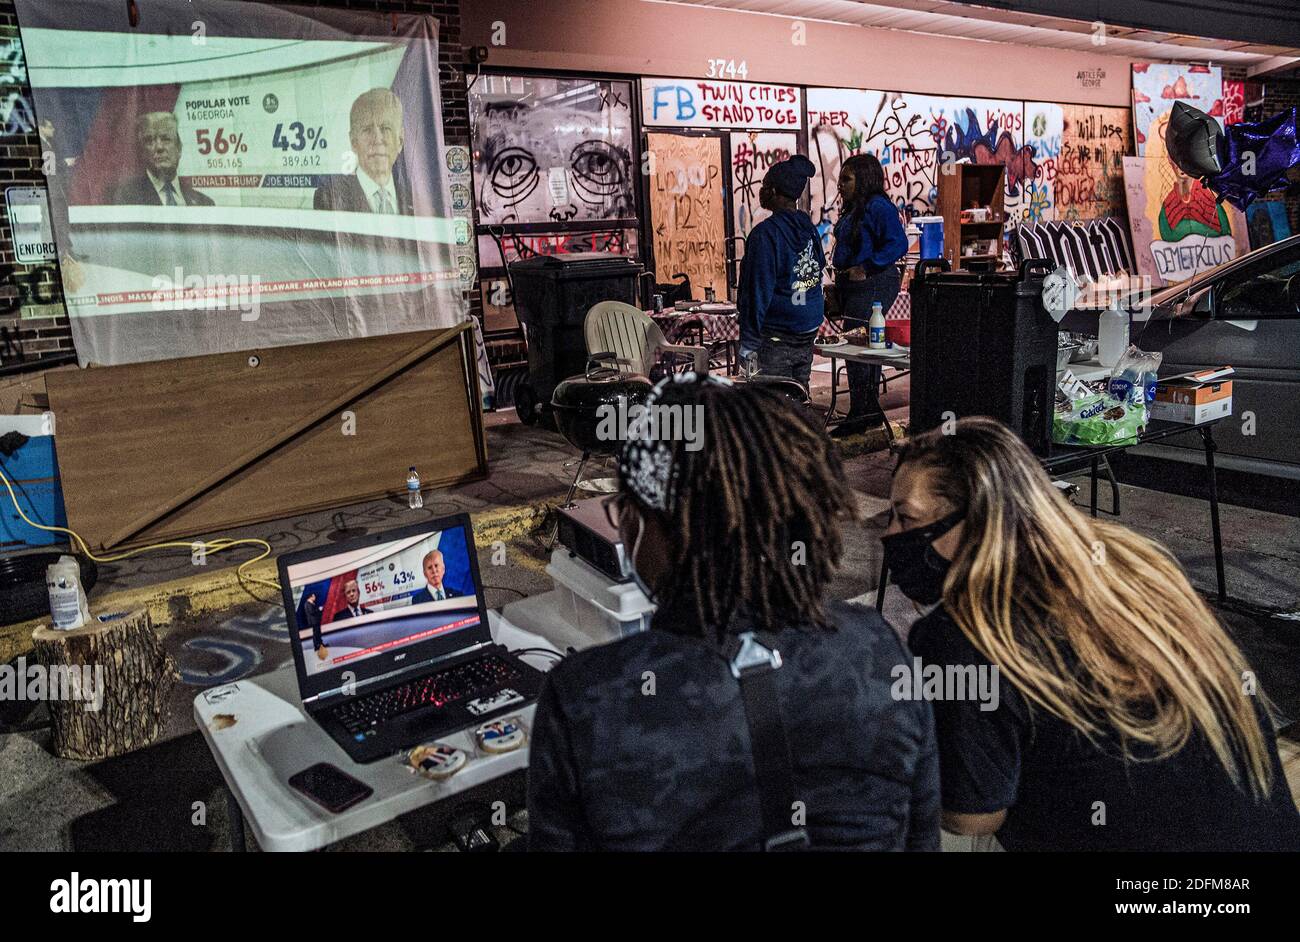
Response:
469,75,636,226
1023,103,1132,223
1132,62,1224,156
1222,79,1245,126
806,89,1030,239
1123,116,1249,286
1,34,34,136
730,130,797,260
1126,63,1247,286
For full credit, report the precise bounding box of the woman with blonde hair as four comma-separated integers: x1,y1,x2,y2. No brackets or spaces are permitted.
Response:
883,415,1300,850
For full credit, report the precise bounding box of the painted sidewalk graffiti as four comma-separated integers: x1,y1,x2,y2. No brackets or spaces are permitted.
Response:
176,605,289,687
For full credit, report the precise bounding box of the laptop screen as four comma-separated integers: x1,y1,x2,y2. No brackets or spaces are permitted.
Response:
283,518,485,689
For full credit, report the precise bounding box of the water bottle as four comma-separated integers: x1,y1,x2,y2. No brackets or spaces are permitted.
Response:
47,555,90,631
406,466,423,510
868,301,886,349
1098,307,1129,369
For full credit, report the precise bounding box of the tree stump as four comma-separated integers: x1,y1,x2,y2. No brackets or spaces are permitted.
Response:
30,609,178,760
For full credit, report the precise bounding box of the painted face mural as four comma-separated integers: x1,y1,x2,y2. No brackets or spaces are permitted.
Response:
470,77,636,226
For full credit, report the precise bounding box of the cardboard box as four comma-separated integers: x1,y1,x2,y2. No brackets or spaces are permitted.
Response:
1151,374,1233,425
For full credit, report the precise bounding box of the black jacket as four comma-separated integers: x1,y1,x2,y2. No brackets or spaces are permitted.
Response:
909,606,1300,851
330,604,372,623
312,174,414,215
527,600,940,851
111,174,214,207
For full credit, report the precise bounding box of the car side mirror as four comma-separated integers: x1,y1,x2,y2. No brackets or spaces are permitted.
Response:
1287,272,1300,313
1176,285,1214,318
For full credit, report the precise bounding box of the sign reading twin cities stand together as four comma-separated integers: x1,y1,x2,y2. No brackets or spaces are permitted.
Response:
641,77,803,131
13,0,463,367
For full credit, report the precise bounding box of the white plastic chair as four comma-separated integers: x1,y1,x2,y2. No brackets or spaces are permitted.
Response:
584,300,707,377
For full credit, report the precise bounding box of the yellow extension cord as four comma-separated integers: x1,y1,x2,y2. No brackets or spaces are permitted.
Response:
0,462,281,595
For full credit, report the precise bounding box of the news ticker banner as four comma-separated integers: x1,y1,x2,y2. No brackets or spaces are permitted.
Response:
13,0,463,367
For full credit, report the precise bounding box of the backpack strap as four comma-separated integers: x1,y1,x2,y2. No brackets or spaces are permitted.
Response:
726,632,809,852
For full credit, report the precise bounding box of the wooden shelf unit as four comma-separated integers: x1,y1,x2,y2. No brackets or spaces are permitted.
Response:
937,163,1007,270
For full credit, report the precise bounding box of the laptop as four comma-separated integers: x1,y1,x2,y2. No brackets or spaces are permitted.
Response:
278,514,545,763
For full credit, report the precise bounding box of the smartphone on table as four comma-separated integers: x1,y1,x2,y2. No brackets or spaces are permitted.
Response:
288,762,373,813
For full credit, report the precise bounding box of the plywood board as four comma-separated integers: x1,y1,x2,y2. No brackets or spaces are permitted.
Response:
1123,124,1249,288
46,325,486,550
647,132,728,298
1023,102,1131,222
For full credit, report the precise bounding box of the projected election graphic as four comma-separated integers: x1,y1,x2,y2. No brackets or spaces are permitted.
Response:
287,525,480,677
14,0,462,366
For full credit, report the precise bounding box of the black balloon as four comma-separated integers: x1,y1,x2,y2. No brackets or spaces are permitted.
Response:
1166,101,1224,178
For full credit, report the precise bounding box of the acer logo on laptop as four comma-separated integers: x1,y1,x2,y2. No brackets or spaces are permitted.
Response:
394,653,407,661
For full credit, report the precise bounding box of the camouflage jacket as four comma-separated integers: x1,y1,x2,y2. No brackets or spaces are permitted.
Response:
526,599,940,851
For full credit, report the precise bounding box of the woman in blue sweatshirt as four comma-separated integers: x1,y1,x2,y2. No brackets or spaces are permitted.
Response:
736,155,825,389
830,154,908,438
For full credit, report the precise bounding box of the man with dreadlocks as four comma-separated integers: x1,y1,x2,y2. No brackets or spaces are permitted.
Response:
526,374,939,851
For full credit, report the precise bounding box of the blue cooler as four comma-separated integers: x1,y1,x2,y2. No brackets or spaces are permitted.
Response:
913,216,944,260
0,413,67,549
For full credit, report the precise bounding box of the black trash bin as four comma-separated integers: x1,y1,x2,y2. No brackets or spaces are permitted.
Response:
909,258,1059,456
508,252,644,425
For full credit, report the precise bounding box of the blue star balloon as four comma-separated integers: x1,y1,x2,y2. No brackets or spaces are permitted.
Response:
1166,101,1300,211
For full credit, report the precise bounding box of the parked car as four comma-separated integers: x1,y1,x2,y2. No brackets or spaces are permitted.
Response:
1130,233,1300,480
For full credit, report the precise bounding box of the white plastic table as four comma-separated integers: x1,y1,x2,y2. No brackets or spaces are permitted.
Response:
193,611,564,852
815,341,911,437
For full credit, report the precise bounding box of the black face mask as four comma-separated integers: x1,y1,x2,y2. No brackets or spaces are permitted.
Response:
880,509,965,605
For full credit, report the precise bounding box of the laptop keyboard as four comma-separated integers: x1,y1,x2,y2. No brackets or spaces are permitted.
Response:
329,654,523,734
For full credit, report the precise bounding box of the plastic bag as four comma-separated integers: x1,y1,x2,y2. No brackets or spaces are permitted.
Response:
1053,393,1144,446
1053,345,1162,446
1107,346,1163,413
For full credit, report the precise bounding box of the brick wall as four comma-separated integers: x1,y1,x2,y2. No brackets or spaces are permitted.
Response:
0,0,469,375
0,9,69,369
1259,74,1300,236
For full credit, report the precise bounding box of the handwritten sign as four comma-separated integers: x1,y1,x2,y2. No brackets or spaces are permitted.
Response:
642,78,802,130
1123,153,1248,287
1023,103,1131,222
647,132,727,297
